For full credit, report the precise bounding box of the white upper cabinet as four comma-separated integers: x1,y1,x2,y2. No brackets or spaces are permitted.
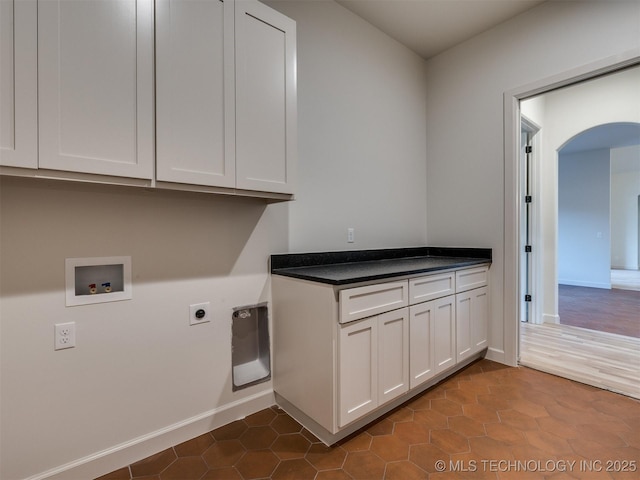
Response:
156,0,296,195
0,0,37,168
3,0,296,196
155,0,235,187
37,0,154,179
235,0,296,194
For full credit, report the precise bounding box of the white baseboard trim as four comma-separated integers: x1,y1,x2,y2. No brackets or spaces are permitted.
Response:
485,347,506,364
558,280,610,289
28,390,275,480
542,314,560,324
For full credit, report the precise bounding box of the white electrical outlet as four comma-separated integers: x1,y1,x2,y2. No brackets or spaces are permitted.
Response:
54,322,76,350
347,228,355,243
189,302,210,326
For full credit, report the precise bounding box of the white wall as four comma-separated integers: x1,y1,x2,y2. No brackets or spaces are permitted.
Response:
424,0,640,360
0,1,429,479
611,145,640,269
265,0,428,252
558,149,611,288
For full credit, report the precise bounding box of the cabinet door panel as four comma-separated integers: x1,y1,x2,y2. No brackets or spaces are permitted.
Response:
378,308,409,404
156,0,235,187
433,295,456,374
235,0,296,194
456,286,488,361
409,302,435,388
38,0,153,178
471,286,488,352
456,292,473,362
0,0,37,168
339,317,377,427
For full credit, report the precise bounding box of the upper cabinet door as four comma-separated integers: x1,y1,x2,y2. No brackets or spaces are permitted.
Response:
0,0,37,168
156,0,235,187
235,0,296,194
37,0,154,179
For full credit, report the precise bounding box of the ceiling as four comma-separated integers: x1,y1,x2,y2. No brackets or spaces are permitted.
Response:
336,0,547,59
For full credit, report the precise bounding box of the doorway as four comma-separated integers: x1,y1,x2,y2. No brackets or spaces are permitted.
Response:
503,53,640,397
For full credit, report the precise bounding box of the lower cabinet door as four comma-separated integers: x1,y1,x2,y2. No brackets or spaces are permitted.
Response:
378,308,409,405
456,286,488,361
339,317,378,427
456,291,473,362
409,301,436,388
470,286,489,354
433,295,456,374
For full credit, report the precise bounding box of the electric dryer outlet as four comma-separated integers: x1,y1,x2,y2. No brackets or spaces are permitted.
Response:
189,302,211,325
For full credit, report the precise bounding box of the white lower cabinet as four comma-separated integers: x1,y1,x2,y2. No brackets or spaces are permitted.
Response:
409,301,435,388
456,286,488,362
338,307,409,428
378,308,410,405
432,295,457,375
339,316,378,427
272,263,489,443
409,294,456,388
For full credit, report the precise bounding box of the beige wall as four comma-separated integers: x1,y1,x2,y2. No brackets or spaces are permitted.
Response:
0,177,288,478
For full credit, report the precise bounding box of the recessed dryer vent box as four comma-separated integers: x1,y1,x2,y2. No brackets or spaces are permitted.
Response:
65,256,132,306
232,303,271,391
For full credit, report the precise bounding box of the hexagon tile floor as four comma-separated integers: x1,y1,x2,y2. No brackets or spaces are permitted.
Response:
97,359,640,480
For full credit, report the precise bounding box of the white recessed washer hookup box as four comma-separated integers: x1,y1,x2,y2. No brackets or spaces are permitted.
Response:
65,256,132,306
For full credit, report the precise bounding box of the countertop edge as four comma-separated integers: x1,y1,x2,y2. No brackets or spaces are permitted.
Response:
270,246,491,271
271,256,491,286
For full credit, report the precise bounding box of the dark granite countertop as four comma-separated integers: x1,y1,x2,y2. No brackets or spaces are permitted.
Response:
271,247,491,285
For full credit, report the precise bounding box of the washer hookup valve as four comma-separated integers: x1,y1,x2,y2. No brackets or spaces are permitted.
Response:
102,282,112,293
89,283,97,294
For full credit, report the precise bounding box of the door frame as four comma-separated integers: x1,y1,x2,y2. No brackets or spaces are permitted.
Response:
502,48,640,366
520,115,540,325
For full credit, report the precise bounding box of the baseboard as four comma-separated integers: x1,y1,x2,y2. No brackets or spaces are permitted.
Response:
485,347,506,364
542,313,559,324
558,280,610,289
27,390,275,480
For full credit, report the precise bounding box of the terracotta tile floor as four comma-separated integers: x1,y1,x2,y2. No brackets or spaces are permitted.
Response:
97,360,640,480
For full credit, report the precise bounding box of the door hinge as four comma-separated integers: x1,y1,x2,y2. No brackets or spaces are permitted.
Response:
525,294,532,302
525,195,532,203
525,245,532,253
525,146,533,154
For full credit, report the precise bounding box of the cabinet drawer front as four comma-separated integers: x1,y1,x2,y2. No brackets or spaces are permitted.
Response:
339,281,408,324
409,272,455,304
456,266,489,292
